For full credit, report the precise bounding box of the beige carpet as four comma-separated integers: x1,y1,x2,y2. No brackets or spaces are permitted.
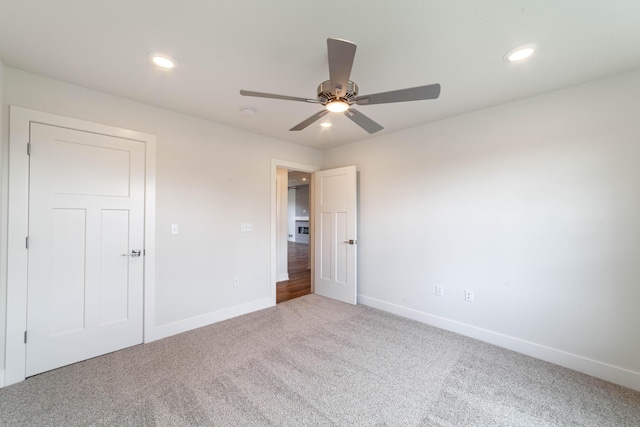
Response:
0,294,638,426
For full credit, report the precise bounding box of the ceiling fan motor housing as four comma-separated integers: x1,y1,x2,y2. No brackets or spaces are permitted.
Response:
317,80,358,103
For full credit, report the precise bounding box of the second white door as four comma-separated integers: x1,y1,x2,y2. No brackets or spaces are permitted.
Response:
26,123,146,377
314,166,357,305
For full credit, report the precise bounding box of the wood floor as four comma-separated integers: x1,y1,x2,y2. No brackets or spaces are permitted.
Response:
276,242,311,304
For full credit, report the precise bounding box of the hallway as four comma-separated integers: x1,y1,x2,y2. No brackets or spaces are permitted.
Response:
276,242,311,303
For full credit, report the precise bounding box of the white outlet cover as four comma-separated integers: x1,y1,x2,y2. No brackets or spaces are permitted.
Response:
465,290,474,302
170,224,179,235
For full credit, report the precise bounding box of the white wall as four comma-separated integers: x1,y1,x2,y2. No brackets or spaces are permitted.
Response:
287,188,296,241
0,68,322,367
323,69,640,391
295,185,309,217
276,167,289,281
0,59,6,383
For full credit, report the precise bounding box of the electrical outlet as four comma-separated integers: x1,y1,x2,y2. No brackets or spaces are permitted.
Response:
233,277,240,288
436,285,444,296
170,224,179,235
465,289,474,302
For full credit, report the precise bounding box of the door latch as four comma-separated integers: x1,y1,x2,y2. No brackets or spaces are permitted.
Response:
343,239,357,245
121,250,142,257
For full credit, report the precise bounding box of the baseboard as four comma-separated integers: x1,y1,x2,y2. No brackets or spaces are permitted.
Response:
358,294,640,392
146,297,273,343
0,369,5,388
277,272,289,282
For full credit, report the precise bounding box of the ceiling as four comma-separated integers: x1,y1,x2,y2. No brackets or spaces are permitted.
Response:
1,1,639,150
288,171,311,188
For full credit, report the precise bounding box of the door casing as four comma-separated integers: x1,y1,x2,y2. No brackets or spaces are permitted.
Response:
5,106,156,386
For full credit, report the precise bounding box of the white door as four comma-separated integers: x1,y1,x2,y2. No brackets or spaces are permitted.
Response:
314,166,357,304
26,123,145,377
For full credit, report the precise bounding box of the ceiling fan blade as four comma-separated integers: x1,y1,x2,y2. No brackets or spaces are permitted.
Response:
290,110,330,131
354,83,441,105
240,90,319,103
327,38,357,98
344,108,384,134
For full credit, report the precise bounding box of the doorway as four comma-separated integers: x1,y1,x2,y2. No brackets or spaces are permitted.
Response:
270,160,319,305
271,161,358,307
277,171,311,303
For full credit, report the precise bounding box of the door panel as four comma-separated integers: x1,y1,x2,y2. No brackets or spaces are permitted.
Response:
52,139,131,196
100,210,131,325
336,211,348,284
26,123,145,377
320,174,348,206
314,166,357,304
50,208,87,336
320,211,333,280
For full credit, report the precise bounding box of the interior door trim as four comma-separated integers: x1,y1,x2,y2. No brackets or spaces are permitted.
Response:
5,106,157,387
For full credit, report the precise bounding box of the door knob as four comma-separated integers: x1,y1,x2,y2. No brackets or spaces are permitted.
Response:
121,250,142,257
343,239,357,245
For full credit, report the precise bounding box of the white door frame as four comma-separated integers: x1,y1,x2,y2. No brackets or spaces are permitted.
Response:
270,159,319,305
5,106,156,386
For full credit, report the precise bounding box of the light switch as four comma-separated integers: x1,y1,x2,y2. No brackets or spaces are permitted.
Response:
241,223,253,232
171,224,179,235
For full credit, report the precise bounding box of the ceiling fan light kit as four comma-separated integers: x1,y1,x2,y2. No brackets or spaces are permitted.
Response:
240,38,441,134
326,100,350,113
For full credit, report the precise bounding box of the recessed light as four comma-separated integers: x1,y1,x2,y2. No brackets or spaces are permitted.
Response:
320,122,332,128
504,43,539,62
148,52,176,69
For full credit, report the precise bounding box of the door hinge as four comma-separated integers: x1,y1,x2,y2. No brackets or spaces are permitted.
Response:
27,142,31,156
26,236,29,249
24,331,27,344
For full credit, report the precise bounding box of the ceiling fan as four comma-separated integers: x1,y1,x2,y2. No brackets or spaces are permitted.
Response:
240,38,441,134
